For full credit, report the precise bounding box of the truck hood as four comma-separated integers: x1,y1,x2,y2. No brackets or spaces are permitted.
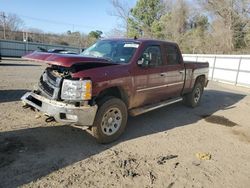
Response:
23,51,116,67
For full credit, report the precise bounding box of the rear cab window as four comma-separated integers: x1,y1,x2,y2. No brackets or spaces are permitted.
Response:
165,44,181,65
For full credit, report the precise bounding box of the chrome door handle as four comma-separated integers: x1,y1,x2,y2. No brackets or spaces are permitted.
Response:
179,70,185,74
160,73,167,76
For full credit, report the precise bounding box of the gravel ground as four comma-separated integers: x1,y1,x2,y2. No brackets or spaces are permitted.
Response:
0,58,250,188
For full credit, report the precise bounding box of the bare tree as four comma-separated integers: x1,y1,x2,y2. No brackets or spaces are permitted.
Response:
0,12,7,39
109,0,131,36
0,12,24,40
161,0,189,42
6,13,24,31
199,0,250,51
0,12,24,31
105,28,125,38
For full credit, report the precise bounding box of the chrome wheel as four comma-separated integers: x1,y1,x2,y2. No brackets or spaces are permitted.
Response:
101,107,122,136
194,87,201,104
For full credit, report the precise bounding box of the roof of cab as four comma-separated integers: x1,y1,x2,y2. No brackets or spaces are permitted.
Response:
100,38,178,45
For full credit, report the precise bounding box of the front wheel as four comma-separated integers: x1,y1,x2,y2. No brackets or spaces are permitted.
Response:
90,97,128,144
183,81,203,108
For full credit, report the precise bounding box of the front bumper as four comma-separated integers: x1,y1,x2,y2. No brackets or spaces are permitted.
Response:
21,92,98,126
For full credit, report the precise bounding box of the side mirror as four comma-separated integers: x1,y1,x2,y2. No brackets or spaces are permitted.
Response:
137,54,150,67
137,58,144,66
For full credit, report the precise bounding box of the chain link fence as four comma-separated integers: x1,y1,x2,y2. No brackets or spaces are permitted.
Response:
0,29,85,48
0,39,81,57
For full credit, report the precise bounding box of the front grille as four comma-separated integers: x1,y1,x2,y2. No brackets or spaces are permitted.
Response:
40,78,54,97
39,69,63,99
47,69,57,82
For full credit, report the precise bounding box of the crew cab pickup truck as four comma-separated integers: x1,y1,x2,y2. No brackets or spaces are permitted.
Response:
21,39,209,143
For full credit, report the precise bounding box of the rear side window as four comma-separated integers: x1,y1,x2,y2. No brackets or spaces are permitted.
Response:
165,45,181,65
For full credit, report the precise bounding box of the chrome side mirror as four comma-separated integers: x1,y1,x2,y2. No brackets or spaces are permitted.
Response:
137,55,150,67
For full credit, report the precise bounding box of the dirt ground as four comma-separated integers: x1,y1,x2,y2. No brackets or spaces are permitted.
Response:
0,58,250,188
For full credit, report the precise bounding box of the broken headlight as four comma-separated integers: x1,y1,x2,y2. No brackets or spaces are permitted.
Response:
61,79,92,101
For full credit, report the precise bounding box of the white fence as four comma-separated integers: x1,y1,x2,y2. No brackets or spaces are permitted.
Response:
0,39,81,57
183,54,250,88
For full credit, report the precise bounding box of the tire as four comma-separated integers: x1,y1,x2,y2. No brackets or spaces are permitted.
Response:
90,97,128,144
183,81,203,108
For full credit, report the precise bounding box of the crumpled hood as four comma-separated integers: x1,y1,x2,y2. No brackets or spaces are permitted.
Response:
23,51,116,67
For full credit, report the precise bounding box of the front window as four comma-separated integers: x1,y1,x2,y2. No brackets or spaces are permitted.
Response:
81,40,139,64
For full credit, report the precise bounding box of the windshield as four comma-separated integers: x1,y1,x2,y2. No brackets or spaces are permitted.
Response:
81,40,140,64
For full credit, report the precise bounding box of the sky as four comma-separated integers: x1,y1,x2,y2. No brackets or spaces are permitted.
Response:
0,0,137,34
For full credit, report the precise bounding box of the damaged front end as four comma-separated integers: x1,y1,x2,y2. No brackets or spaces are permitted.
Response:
38,66,67,100
21,65,97,126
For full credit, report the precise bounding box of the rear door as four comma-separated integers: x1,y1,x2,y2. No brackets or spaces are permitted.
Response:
162,43,185,97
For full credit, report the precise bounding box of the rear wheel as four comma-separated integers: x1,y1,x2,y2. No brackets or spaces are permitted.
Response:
183,81,203,108
90,97,128,144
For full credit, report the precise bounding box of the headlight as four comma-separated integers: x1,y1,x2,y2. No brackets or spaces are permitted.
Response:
61,79,92,101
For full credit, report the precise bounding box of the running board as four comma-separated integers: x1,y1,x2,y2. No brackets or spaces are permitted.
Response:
129,97,183,116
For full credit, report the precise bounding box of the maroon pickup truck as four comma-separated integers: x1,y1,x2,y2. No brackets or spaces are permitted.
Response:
21,39,209,143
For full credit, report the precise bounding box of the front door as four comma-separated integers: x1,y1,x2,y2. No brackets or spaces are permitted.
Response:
133,45,168,107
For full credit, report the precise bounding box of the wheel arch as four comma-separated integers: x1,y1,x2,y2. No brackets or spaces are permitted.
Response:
195,75,206,87
192,74,206,89
94,86,129,107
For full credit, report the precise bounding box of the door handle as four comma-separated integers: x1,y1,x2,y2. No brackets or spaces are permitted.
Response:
160,73,167,76
179,70,185,74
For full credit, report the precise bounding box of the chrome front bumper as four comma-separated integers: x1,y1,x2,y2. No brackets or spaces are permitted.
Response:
21,92,98,126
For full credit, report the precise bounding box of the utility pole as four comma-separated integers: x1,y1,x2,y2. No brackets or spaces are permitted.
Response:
0,12,6,39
